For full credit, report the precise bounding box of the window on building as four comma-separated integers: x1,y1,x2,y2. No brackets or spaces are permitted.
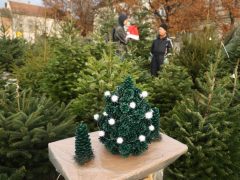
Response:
28,20,34,31
16,22,23,32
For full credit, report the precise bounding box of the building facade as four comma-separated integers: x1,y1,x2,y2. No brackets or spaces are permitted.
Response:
0,1,60,42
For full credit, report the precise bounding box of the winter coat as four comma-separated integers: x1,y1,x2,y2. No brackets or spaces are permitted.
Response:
150,35,172,76
113,14,129,56
114,26,127,45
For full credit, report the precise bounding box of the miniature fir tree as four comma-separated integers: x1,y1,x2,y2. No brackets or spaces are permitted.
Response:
94,77,160,157
75,123,94,165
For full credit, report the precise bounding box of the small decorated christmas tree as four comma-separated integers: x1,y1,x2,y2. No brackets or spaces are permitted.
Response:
75,123,94,165
94,77,160,157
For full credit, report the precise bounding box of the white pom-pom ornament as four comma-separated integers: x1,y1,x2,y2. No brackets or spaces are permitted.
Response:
117,137,123,144
99,131,105,137
111,95,119,102
139,135,146,142
140,91,148,98
103,112,108,116
129,102,136,109
149,125,155,131
108,118,115,125
145,111,153,119
94,114,99,121
230,74,236,79
104,91,111,97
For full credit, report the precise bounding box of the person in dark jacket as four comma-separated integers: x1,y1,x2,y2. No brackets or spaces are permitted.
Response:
114,13,129,44
150,23,173,76
113,13,130,59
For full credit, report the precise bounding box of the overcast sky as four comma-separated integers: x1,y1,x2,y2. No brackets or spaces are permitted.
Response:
0,0,43,8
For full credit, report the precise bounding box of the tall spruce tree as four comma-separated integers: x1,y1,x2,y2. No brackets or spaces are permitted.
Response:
127,9,154,72
95,77,160,157
41,22,91,103
0,85,75,179
148,63,193,117
0,37,28,72
225,26,240,60
0,67,6,89
223,26,240,74
71,48,145,130
13,36,52,94
162,54,240,179
94,3,116,42
175,29,219,82
75,123,94,165
227,60,240,179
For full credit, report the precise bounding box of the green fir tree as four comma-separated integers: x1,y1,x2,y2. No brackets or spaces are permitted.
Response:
71,48,146,130
175,29,219,82
163,54,240,179
148,63,193,117
75,123,94,165
225,26,240,61
13,36,52,94
95,77,160,157
227,60,240,179
127,8,154,72
0,37,28,72
94,2,116,42
223,26,240,74
0,85,75,179
0,67,6,89
41,22,91,103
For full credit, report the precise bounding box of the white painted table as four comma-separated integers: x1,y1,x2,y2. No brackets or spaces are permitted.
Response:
49,131,187,180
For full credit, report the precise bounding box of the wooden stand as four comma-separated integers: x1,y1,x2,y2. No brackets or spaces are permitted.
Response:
49,131,187,180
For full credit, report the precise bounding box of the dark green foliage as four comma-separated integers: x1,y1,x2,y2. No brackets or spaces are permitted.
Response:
223,26,240,73
71,49,146,130
225,26,240,60
163,57,240,179
0,14,239,179
227,62,240,179
88,36,115,61
164,98,232,179
148,63,193,116
0,167,26,180
13,36,51,93
95,6,116,42
97,77,160,157
230,61,240,107
41,27,90,103
0,37,28,72
227,104,240,179
0,69,6,89
127,9,154,72
75,123,94,165
128,10,153,59
0,86,76,179
175,29,219,82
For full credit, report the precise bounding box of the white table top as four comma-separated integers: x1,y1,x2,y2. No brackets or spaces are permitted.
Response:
48,131,187,180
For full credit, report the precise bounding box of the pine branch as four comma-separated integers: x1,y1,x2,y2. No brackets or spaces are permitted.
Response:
204,50,222,117
228,59,240,106
232,59,239,96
